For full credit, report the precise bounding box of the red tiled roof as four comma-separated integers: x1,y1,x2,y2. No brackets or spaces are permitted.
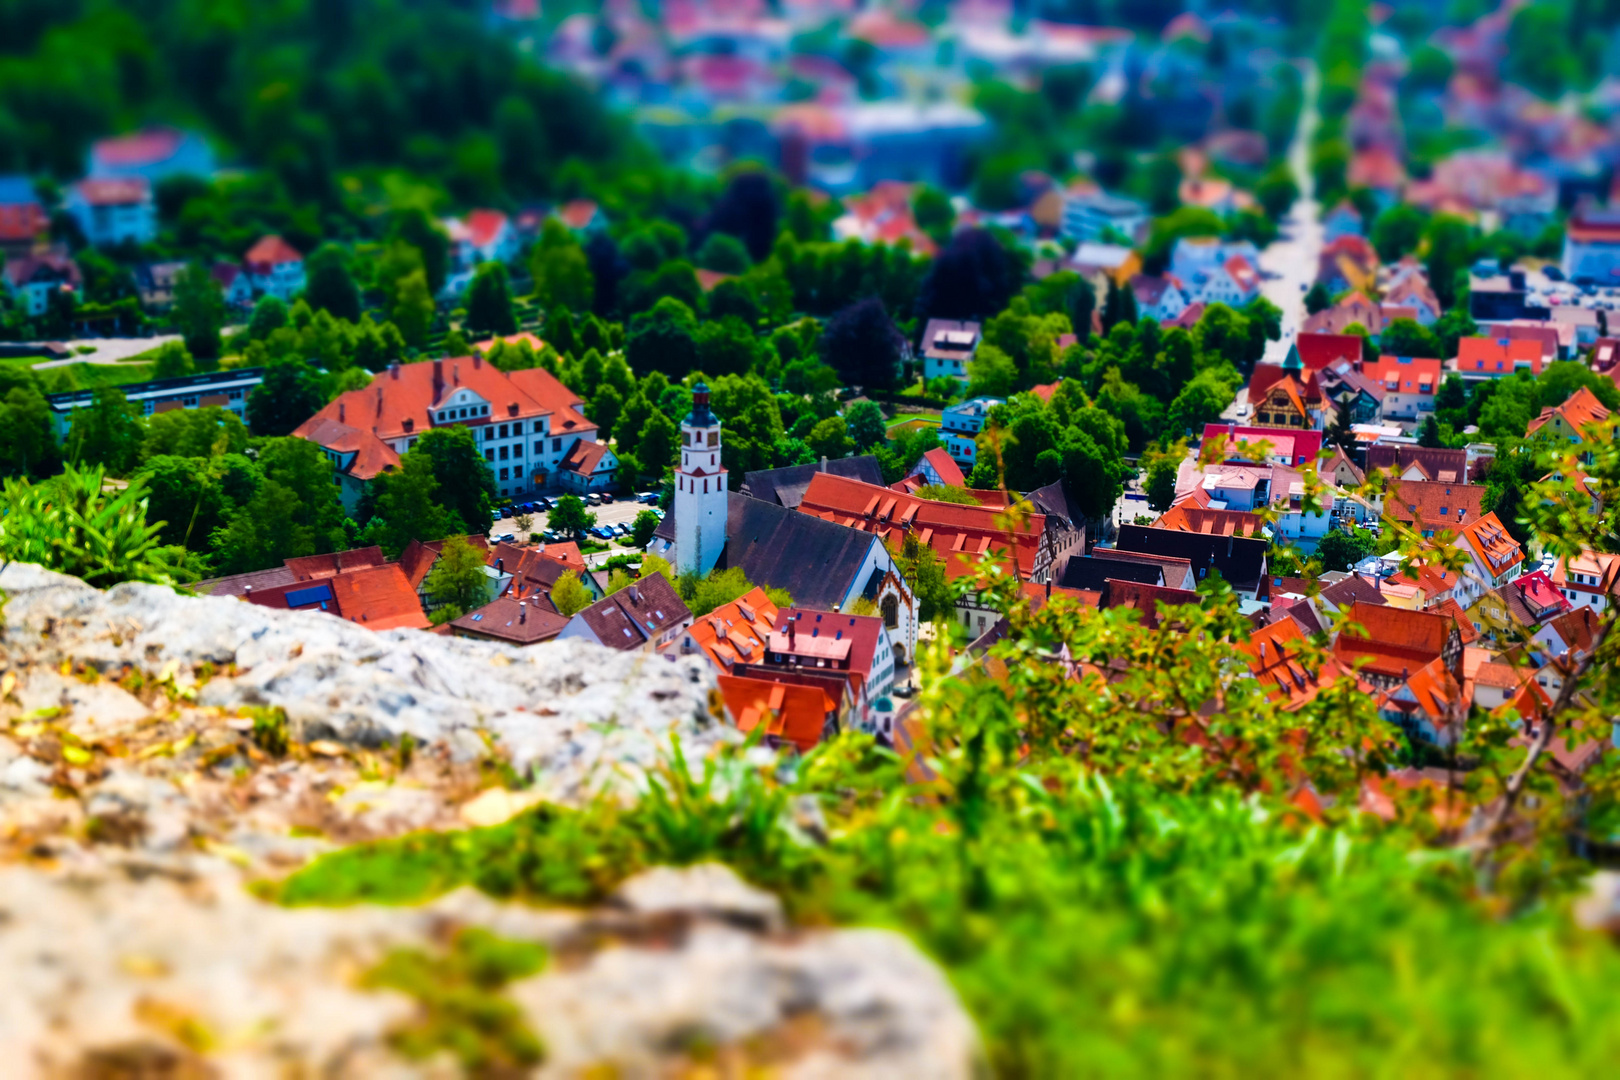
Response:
685,587,780,671
74,178,150,207
561,438,614,477
465,209,509,250
0,200,46,243
914,447,966,488
1456,512,1523,577
1455,336,1544,376
1372,355,1441,395
1295,333,1363,370
717,674,834,753
1526,386,1611,438
1098,579,1202,628
292,415,402,480
242,562,429,631
244,234,303,271
92,127,185,168
556,199,599,230
1239,620,1355,710
1151,504,1268,537
798,472,1044,581
1383,480,1485,533
450,595,567,644
1334,601,1460,683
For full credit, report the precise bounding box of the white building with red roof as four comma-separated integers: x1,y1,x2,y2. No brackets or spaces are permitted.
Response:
1451,512,1524,605
66,178,155,247
243,235,306,302
445,209,520,281
293,355,603,513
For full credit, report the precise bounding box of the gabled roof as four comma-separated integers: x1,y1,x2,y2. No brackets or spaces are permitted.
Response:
1115,523,1268,592
397,535,492,590
1318,573,1390,611
1455,512,1524,577
284,546,388,580
1248,366,1322,414
1098,579,1202,628
571,572,690,651
1379,656,1464,728
1239,619,1352,711
797,472,1044,580
91,127,187,169
1295,333,1364,370
1371,355,1442,395
1383,480,1485,533
244,234,303,270
242,562,430,631
716,674,833,753
740,456,886,509
560,439,614,477
1151,504,1268,537
909,446,966,488
465,209,509,249
775,606,888,684
1058,556,1163,592
1335,601,1459,683
1526,386,1611,438
450,595,567,645
1456,335,1545,376
723,492,880,609
921,318,981,360
1364,444,1467,484
1089,547,1196,590
685,587,780,671
290,415,402,480
1026,480,1086,530
1551,548,1620,595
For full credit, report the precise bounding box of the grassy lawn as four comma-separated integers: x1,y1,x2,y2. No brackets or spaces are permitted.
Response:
886,416,941,437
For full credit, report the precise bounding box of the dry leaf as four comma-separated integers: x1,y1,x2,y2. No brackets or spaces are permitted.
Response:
308,740,346,757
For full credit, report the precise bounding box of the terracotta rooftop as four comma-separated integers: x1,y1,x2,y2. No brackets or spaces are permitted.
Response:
797,472,1044,581
450,595,567,645
1151,504,1268,537
1456,512,1524,578
1456,336,1545,377
1526,386,1611,438
1383,480,1484,534
244,234,302,270
683,587,780,671
717,674,835,754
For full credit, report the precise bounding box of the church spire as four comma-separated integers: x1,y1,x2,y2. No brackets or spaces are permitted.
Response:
1282,342,1303,373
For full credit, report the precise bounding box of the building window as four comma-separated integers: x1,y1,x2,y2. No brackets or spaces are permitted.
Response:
484,450,494,462
499,446,509,460
552,438,561,452
499,424,508,438
499,467,509,480
535,442,543,456
182,396,198,407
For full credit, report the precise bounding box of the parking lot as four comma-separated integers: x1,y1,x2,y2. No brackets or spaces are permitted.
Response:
488,493,663,565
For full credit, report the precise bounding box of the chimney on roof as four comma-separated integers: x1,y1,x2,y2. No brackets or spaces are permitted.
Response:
338,402,345,423
473,352,481,369
453,363,460,385
519,600,527,624
495,558,504,573
787,618,796,651
433,358,444,403
376,386,383,416
390,363,400,380
1260,641,1267,663
821,456,827,472
244,585,252,597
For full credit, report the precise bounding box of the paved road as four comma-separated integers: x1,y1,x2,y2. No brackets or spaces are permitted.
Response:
1258,60,1322,364
31,335,181,368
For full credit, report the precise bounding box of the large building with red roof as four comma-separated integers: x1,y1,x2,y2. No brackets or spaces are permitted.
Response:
243,234,306,302
293,355,604,512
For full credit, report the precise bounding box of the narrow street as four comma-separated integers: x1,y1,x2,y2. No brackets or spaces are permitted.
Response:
1258,60,1323,363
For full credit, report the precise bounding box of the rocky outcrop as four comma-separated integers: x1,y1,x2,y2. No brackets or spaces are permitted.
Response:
0,562,729,799
0,564,981,1077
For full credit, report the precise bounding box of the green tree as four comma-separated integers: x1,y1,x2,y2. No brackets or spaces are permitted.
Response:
1423,215,1474,310
246,295,290,341
807,415,855,460
1304,282,1332,314
1142,442,1183,513
695,232,751,274
465,262,517,337
304,244,362,324
530,226,595,312
892,532,954,621
549,494,596,540
818,298,903,390
1378,318,1442,359
589,383,623,442
1417,415,1443,448
150,341,194,380
391,269,436,348
247,361,326,437
967,344,1019,398
1433,309,1478,359
549,570,592,616
1256,164,1300,220
424,534,492,619
0,385,57,479
629,509,661,548
694,316,761,377
1370,203,1428,262
142,405,249,462
844,400,888,451
359,454,463,558
413,425,497,533
173,262,226,364
66,387,143,475
626,297,699,378
391,209,451,298
1315,527,1376,572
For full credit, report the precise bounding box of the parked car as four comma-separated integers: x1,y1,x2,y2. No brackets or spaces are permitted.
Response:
535,498,552,511
496,533,514,543
600,492,614,503
615,523,631,537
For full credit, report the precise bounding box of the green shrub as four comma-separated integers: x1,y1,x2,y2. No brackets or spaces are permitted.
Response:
0,464,184,588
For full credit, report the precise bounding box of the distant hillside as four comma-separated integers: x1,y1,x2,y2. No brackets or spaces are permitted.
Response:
0,0,628,202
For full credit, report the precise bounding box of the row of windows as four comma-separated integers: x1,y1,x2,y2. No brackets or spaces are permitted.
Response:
483,420,545,439
483,438,566,463
440,404,489,422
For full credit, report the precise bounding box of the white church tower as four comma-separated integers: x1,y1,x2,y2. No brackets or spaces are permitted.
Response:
674,382,728,577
